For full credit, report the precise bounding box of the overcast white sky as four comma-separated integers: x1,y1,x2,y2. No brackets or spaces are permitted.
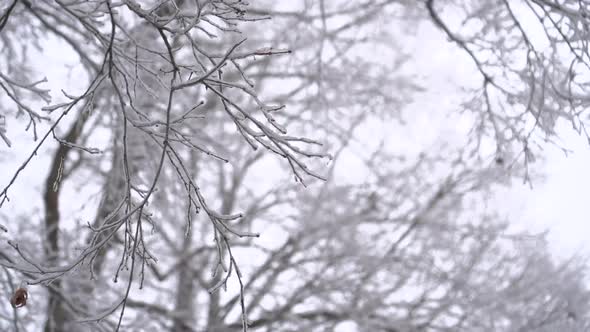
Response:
407,18,590,260
504,127,590,258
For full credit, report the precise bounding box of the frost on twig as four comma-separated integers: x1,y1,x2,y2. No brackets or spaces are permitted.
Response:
0,1,329,331
0,115,10,148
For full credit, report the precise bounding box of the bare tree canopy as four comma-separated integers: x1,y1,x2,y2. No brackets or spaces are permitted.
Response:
1,0,590,331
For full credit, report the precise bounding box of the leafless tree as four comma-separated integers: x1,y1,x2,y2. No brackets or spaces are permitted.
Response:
1,0,590,332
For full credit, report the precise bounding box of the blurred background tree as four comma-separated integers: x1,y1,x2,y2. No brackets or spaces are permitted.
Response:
1,0,590,331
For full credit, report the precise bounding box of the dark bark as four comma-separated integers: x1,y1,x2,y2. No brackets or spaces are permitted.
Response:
206,166,239,331
172,234,197,332
42,114,87,332
172,152,201,331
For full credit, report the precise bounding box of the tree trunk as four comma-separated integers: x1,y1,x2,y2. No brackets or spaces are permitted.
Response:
43,114,87,332
172,234,197,331
207,170,238,331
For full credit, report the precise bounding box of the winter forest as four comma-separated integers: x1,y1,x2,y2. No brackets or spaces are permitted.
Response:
2,0,590,331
